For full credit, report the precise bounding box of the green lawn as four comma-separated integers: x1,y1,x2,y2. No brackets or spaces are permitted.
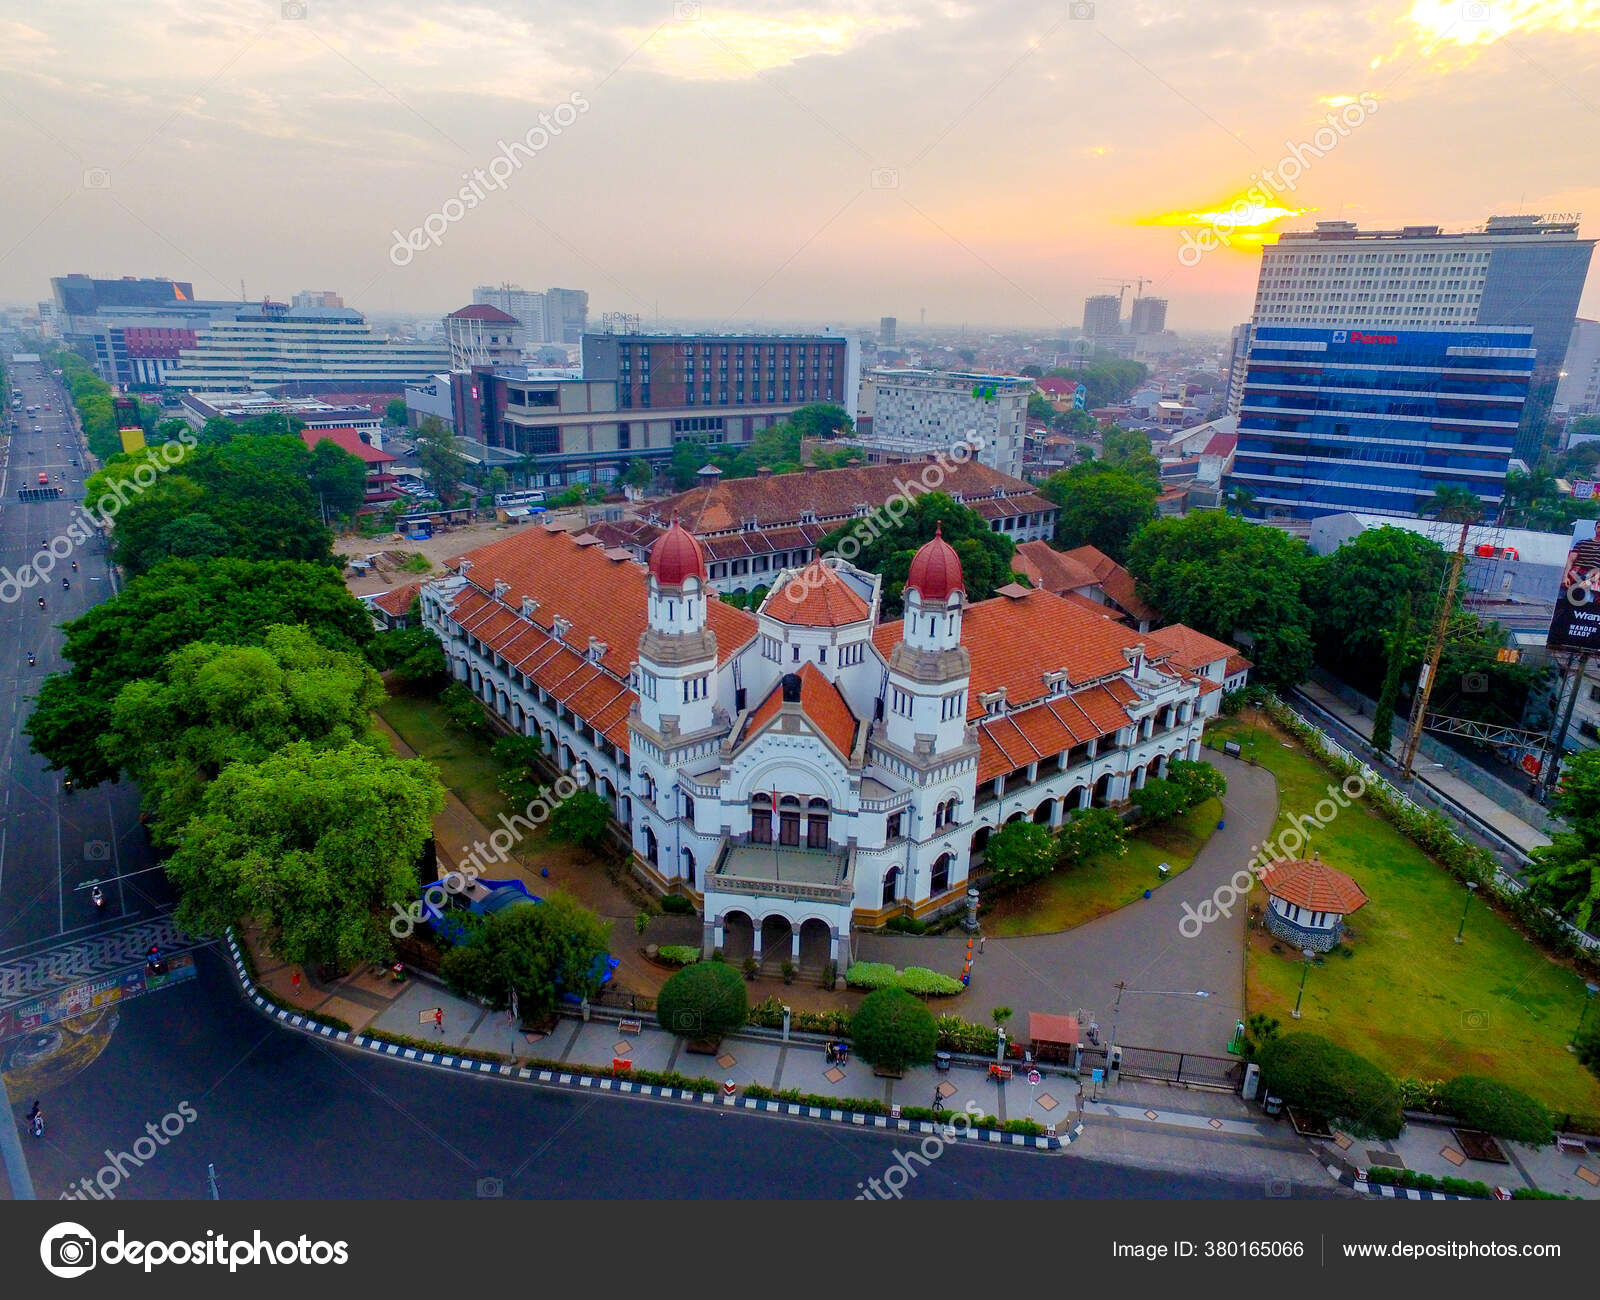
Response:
983,797,1222,937
377,692,511,828
1207,711,1600,1119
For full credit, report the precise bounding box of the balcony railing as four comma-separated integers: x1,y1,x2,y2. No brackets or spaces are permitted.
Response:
707,837,855,906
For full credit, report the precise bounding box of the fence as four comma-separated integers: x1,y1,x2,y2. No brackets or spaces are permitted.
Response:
1077,1043,1243,1091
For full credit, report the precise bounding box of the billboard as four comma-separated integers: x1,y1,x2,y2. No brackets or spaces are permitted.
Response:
1547,539,1600,653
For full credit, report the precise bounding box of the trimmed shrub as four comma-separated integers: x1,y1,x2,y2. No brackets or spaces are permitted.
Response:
844,961,899,990
1574,1024,1600,1079
660,894,696,916
851,988,939,1072
1256,1033,1403,1139
656,945,700,966
657,960,748,1039
896,967,962,996
934,1014,999,1055
845,961,961,995
1438,1075,1553,1145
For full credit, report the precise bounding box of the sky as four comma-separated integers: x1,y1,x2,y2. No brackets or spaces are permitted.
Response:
2,0,1599,332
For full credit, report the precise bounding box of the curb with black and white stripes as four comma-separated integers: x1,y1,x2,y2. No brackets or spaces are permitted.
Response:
223,932,1077,1152
1324,1161,1483,1202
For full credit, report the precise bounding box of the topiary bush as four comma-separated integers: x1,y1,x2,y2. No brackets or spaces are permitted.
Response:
1256,1033,1403,1139
844,961,899,990
851,988,939,1072
656,945,700,966
659,894,696,916
1438,1075,1553,1145
897,966,962,995
657,959,748,1040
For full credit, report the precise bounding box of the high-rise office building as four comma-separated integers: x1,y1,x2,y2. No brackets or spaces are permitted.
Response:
292,289,344,310
879,316,897,345
1227,324,1532,522
1555,319,1600,417
1223,322,1252,415
1129,297,1167,335
1082,294,1122,338
545,288,589,344
1248,216,1594,458
474,284,547,343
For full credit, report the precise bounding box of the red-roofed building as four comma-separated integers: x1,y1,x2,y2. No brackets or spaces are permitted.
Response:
366,582,422,630
1257,854,1368,951
421,517,1215,961
1012,541,1156,631
444,303,524,369
301,427,401,511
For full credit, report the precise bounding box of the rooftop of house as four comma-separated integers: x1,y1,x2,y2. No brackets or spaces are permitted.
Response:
744,663,858,757
1144,623,1243,673
371,582,421,618
300,427,393,464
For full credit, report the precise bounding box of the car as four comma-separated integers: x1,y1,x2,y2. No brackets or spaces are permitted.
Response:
38,472,49,485
42,402,50,411
33,424,42,433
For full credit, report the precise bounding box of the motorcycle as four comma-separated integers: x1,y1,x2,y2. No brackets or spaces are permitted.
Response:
91,885,104,910
28,1103,43,1138
37,596,44,608
27,653,35,666
61,578,68,590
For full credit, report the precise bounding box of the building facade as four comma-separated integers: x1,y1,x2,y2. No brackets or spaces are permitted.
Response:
444,304,524,370
1556,319,1600,418
420,521,1234,964
1082,294,1122,339
1247,216,1595,458
1228,324,1532,521
860,369,1029,477
581,331,857,413
1130,297,1168,335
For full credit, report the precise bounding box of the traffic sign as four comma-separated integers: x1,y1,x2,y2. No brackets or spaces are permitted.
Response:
1026,1069,1041,1085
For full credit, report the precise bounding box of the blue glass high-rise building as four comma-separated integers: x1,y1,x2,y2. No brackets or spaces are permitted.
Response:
1227,324,1532,521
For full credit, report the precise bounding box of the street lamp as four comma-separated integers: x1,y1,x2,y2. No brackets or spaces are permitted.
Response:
1454,881,1479,944
1569,982,1600,1051
1290,948,1316,1020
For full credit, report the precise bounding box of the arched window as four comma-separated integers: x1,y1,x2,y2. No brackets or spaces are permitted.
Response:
806,797,830,849
750,793,773,844
644,826,659,866
931,852,951,894
683,793,695,824
779,795,801,847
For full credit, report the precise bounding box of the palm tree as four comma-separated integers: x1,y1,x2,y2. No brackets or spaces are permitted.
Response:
1398,486,1484,775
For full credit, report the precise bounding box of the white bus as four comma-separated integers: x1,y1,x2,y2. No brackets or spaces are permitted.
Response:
493,489,547,509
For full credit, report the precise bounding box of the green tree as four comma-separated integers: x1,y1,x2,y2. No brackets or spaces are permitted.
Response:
1057,807,1125,868
385,398,409,427
439,681,488,734
1100,428,1160,486
787,402,853,439
439,894,611,1020
983,821,1057,886
1525,749,1600,928
370,602,448,685
1370,593,1413,756
491,734,546,806
657,960,749,1040
100,624,387,844
1040,462,1158,561
1046,359,1147,407
414,416,468,506
548,788,613,853
306,438,371,524
26,558,375,787
850,987,939,1071
620,458,654,492
816,492,1015,618
1310,526,1445,677
165,741,443,970
1255,1033,1402,1138
1168,758,1226,805
1127,511,1316,686
1026,391,1056,424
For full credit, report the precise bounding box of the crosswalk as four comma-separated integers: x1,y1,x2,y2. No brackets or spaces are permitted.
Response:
0,915,196,1005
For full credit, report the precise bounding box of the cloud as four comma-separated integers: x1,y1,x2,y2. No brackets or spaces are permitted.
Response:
621,7,917,81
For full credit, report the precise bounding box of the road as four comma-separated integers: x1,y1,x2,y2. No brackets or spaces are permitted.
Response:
0,350,1327,1199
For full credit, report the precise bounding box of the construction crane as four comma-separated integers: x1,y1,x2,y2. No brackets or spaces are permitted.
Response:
1099,276,1153,313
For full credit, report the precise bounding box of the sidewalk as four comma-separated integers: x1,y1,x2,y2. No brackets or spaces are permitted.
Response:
1294,679,1552,857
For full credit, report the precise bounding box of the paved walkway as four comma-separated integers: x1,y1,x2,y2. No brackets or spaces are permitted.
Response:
1295,679,1552,856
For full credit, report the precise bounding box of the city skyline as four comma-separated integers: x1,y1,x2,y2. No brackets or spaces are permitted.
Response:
1,1,1598,330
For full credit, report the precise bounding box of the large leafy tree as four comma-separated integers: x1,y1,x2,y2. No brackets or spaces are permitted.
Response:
414,416,468,506
983,821,1057,886
1099,428,1161,486
1127,510,1316,687
816,491,1015,618
101,624,387,844
26,558,374,786
1039,462,1157,561
440,894,611,1021
305,438,371,523
165,741,444,970
1525,749,1600,930
1044,359,1147,407
1310,526,1445,677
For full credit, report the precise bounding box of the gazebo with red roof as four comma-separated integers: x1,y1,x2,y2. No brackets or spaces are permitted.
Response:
1257,853,1368,952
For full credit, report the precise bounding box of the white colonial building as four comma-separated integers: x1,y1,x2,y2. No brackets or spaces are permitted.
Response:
420,517,1241,970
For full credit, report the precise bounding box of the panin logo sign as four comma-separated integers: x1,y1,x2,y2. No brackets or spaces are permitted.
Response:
1331,330,1347,343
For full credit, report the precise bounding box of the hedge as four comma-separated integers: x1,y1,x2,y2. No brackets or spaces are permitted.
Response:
851,988,940,1071
1437,1076,1554,1145
1364,1167,1494,1198
934,1014,1000,1055
656,945,700,966
1257,1033,1403,1139
844,962,962,996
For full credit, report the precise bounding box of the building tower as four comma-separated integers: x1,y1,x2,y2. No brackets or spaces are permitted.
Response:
635,517,720,741
884,525,972,759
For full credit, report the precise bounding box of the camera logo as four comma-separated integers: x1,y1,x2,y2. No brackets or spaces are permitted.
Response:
1461,1008,1490,1031
41,1223,97,1279
869,167,899,190
82,168,111,190
475,1177,504,1198
1461,671,1488,694
669,1009,703,1033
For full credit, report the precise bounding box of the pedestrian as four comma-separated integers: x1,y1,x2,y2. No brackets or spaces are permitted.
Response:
434,1007,444,1034
291,970,301,993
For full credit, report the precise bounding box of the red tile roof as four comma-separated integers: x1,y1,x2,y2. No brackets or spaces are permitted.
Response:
650,460,1048,536
372,582,421,618
1058,545,1157,623
1145,623,1238,673
766,562,872,627
301,427,394,465
1013,540,1099,594
1201,431,1238,458
1224,653,1253,677
1257,858,1368,915
447,303,520,323
745,663,858,757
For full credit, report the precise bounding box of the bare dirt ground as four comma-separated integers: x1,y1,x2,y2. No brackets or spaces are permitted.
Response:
334,510,589,599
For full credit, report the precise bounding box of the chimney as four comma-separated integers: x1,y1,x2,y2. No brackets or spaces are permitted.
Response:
756,466,773,477
553,615,572,642
458,560,472,580
520,596,540,619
